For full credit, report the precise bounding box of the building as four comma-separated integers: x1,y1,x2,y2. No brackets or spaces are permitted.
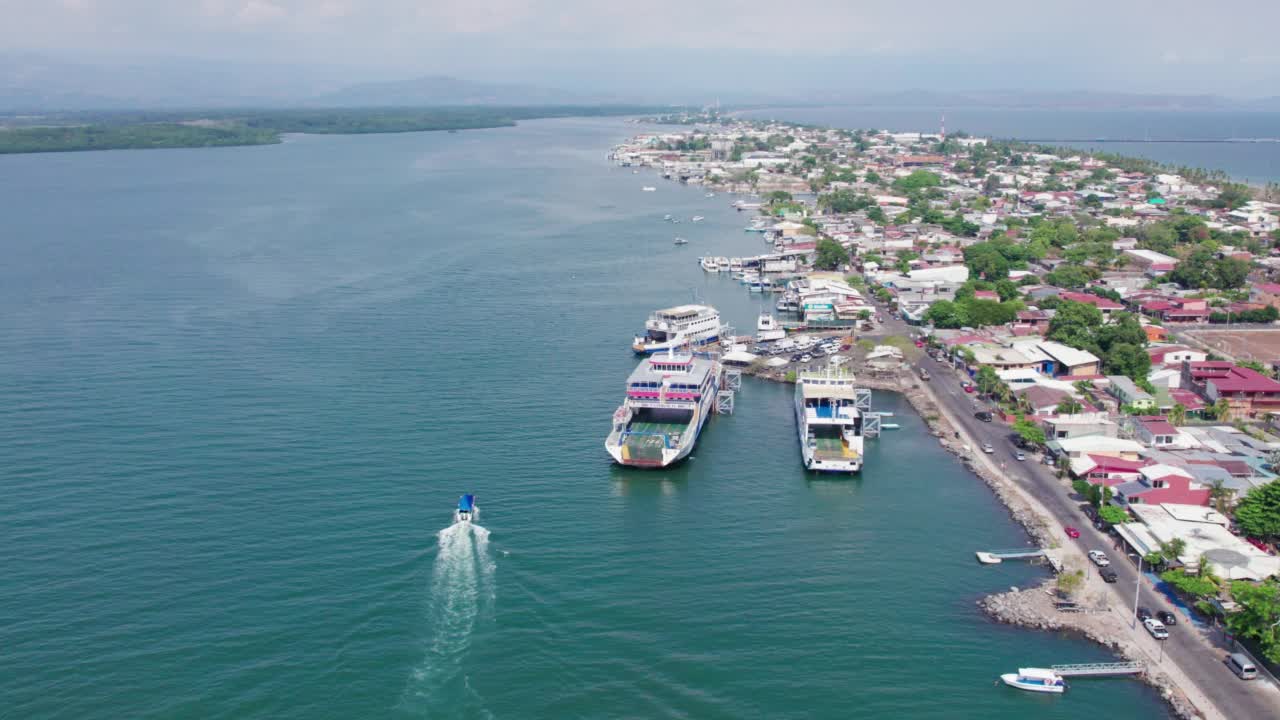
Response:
1182,361,1280,418
1148,345,1207,367
1043,413,1118,440
1059,291,1124,321
1131,416,1180,447
1071,453,1149,485
1116,504,1280,580
1107,376,1155,411
1122,248,1178,275
1015,385,1073,416
1037,341,1101,377
1113,465,1211,506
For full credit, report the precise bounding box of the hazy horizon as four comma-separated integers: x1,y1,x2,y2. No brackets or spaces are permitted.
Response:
2,1,1279,108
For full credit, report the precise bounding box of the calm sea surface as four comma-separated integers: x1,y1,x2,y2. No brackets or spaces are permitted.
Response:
0,118,1169,718
744,107,1280,183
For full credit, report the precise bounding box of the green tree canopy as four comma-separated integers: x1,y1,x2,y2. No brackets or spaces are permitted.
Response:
813,238,851,270
1226,579,1280,663
1235,481,1280,539
892,170,941,194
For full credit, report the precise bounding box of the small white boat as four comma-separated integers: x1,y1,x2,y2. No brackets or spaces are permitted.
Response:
714,257,730,272
1000,668,1066,694
663,214,673,221
691,216,705,223
674,237,688,245
642,186,656,192
705,192,715,198
700,257,721,272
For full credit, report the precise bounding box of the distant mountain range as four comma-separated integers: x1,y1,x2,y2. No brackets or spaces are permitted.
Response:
1,52,1277,113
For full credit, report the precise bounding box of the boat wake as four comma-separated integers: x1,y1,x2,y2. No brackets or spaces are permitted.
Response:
402,521,496,714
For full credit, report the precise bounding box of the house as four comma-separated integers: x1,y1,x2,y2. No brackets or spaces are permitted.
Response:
1131,416,1180,447
1071,453,1149,486
1042,414,1118,440
1182,361,1280,418
1148,345,1207,367
1015,385,1073,416
1059,291,1124,320
1037,341,1101,377
1250,282,1280,309
1108,376,1155,410
1143,324,1169,343
1122,248,1178,275
1049,435,1144,460
972,289,999,301
1112,465,1211,507
1014,309,1051,333
1140,297,1211,324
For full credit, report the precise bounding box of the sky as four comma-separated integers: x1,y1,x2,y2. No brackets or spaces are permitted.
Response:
2,1,1279,100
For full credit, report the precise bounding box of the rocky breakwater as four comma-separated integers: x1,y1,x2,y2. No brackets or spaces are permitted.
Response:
981,583,1204,720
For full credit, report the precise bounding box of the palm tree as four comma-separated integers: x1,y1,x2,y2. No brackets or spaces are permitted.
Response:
1209,480,1233,515
1168,403,1187,426
1211,398,1231,421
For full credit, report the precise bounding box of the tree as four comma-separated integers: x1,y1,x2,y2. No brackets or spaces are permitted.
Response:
975,366,1003,396
964,243,1010,280
1044,264,1095,289
923,299,968,329
1168,403,1187,426
1098,505,1130,526
814,238,850,270
1209,479,1233,515
1104,343,1151,381
1160,568,1219,599
1159,537,1187,565
1057,569,1085,597
1235,481,1280,539
1226,580,1280,663
1056,397,1084,414
892,170,941,194
1013,418,1046,446
1047,301,1104,351
867,206,887,223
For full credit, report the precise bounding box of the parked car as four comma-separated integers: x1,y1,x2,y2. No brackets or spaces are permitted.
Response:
1227,652,1259,680
1088,550,1110,567
799,354,813,363
982,443,995,454
974,411,993,422
1136,606,1153,621
962,382,975,393
1156,611,1178,626
1143,618,1169,640
1064,526,1081,539
1099,568,1118,583
1014,451,1026,461
1010,434,1029,449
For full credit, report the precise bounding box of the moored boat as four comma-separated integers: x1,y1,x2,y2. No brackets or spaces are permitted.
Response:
606,350,720,468
1000,668,1066,694
632,304,724,354
795,367,864,473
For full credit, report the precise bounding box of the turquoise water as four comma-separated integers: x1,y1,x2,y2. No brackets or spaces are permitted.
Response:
0,118,1168,718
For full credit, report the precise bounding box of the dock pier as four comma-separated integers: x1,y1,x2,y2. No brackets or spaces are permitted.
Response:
1051,662,1145,678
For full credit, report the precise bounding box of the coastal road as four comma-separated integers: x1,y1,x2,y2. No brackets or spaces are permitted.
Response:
871,312,1280,719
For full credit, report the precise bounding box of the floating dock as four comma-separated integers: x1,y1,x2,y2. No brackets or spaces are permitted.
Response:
976,548,1063,572
1051,662,1145,678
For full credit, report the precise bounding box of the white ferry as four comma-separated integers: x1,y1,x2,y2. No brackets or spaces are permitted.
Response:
1000,668,1067,694
606,350,720,467
794,367,865,473
632,304,724,354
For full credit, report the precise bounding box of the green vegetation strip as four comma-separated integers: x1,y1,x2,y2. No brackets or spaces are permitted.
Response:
0,105,680,154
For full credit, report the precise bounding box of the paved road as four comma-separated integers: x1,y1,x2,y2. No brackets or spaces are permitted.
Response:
873,311,1280,719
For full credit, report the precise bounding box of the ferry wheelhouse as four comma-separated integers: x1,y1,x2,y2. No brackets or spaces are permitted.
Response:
632,304,724,354
794,367,864,473
606,351,720,468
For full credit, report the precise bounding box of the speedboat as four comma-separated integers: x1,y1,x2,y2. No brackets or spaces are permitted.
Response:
455,494,476,523
692,216,705,222
705,192,715,198
1000,668,1066,694
673,237,688,245
642,186,656,192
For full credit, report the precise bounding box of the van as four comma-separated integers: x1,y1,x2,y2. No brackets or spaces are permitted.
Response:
1227,652,1258,680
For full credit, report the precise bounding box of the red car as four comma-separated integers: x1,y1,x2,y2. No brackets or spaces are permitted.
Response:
1064,526,1081,539
962,383,975,393
915,340,924,348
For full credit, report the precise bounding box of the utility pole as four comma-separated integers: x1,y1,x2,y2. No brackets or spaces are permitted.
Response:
1131,554,1143,629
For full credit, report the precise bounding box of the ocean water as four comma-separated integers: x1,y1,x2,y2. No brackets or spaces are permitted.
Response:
742,107,1280,183
0,118,1168,718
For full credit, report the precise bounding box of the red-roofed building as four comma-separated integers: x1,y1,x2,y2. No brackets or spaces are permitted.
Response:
1113,467,1211,507
1140,297,1212,323
1169,388,1206,412
973,290,999,301
1015,309,1050,333
1059,291,1123,320
1133,416,1179,446
1251,282,1280,309
1182,361,1280,417
1076,454,1149,486
1144,325,1169,342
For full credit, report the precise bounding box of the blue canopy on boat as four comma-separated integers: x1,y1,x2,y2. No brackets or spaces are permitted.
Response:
458,494,475,511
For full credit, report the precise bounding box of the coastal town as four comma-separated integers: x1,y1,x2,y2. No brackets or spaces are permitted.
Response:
611,114,1280,718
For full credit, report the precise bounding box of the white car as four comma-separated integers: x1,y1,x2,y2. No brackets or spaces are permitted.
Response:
1014,451,1027,461
982,443,994,454
799,354,812,363
1088,550,1111,567
1143,618,1169,640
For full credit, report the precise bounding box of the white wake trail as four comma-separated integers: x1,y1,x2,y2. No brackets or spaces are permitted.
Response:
403,521,496,710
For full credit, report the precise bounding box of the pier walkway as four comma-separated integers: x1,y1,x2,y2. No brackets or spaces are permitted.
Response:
1052,662,1145,678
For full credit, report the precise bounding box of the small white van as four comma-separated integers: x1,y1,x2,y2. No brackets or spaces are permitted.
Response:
1227,652,1258,680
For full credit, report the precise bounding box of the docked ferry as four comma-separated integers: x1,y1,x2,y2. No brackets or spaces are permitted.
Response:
794,367,865,473
606,351,720,467
632,304,724,354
